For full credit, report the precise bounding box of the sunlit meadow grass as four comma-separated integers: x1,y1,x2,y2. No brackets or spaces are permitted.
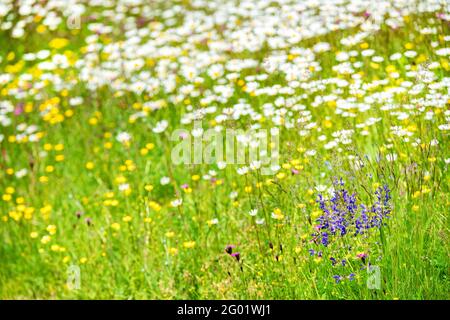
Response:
0,0,449,299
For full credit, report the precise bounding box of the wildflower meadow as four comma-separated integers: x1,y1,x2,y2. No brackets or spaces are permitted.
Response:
0,0,449,300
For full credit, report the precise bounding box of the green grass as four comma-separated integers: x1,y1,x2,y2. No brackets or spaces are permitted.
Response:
0,1,449,299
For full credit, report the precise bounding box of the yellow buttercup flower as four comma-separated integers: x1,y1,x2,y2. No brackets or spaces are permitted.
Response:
412,191,421,198
5,187,15,194
183,241,196,249
111,223,121,231
311,210,321,220
144,217,152,223
271,208,284,220
36,24,47,33
46,225,57,235
163,230,174,238
276,172,286,180
149,201,161,211
49,38,69,49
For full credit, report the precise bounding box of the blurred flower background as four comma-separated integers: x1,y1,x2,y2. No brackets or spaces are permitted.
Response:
0,0,449,299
